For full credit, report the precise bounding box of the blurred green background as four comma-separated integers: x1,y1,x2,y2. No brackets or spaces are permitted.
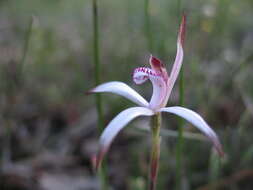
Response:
1,0,253,189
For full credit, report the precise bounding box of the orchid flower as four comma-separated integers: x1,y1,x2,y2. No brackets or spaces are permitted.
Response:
89,15,223,179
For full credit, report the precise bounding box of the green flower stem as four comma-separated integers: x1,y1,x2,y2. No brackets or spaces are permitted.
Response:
92,0,107,189
149,113,162,190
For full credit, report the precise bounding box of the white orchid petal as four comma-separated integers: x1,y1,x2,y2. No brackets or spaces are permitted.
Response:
95,107,154,169
89,81,149,107
100,107,154,147
160,106,224,156
165,15,186,102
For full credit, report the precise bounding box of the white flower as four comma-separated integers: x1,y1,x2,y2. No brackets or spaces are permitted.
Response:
89,15,223,170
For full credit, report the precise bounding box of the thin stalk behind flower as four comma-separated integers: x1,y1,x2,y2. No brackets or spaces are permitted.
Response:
176,12,186,190
92,0,104,129
92,0,107,189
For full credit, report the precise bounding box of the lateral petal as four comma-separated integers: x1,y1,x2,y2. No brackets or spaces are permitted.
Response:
160,106,224,157
95,107,154,170
89,81,149,107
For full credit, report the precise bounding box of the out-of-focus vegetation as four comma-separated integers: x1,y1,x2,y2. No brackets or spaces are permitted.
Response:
0,0,253,189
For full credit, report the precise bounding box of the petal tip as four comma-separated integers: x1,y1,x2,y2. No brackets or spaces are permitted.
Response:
215,144,225,158
91,155,98,172
93,146,108,171
149,55,166,70
85,89,94,95
150,55,162,67
86,86,101,95
211,134,224,157
178,14,186,46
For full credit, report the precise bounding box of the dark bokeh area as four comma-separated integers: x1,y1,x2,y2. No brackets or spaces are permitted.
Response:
1,0,253,189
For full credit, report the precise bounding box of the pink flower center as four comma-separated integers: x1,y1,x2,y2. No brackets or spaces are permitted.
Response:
132,56,169,111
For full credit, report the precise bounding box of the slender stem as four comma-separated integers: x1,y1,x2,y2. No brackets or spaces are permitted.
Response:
176,0,184,189
92,0,107,189
149,113,162,190
176,69,184,189
144,0,153,52
92,0,104,129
